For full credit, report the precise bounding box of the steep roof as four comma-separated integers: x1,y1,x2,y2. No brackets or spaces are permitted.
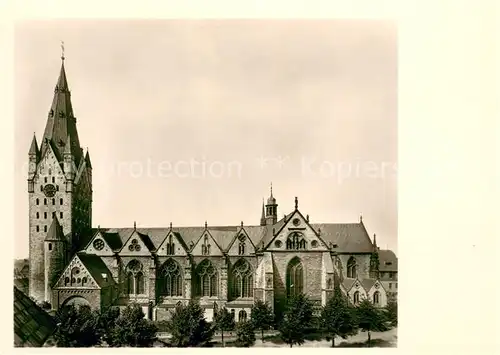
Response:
45,217,66,242
28,134,39,158
41,60,82,164
84,150,92,169
360,278,376,292
77,253,115,288
77,210,376,255
13,287,56,347
378,249,398,272
312,223,374,253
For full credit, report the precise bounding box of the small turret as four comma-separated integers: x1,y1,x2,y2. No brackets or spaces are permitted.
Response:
44,218,67,305
264,183,278,225
28,134,40,192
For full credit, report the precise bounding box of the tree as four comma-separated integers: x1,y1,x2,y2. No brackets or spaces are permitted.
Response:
213,307,235,347
96,306,120,346
53,304,101,347
384,299,397,327
167,300,214,347
321,284,358,347
279,293,314,347
106,304,158,347
236,320,256,347
250,300,274,342
355,298,388,347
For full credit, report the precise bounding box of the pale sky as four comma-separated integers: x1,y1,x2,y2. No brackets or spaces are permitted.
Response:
14,20,397,259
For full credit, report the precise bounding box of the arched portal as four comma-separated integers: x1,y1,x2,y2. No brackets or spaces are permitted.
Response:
61,295,91,309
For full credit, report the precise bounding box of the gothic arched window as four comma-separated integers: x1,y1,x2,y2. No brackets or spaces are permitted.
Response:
196,259,218,297
160,259,182,297
373,291,380,305
286,257,304,298
166,235,175,255
353,291,360,305
201,235,211,256
136,272,145,294
232,259,253,298
347,257,357,278
286,232,307,250
237,234,246,255
125,260,145,295
238,310,248,322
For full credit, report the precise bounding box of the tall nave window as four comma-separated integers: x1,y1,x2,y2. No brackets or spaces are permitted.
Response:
125,259,145,295
196,259,218,297
347,256,357,278
286,257,304,298
160,259,182,297
232,259,253,298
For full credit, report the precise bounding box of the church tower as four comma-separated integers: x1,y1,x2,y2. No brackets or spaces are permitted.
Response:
28,52,93,302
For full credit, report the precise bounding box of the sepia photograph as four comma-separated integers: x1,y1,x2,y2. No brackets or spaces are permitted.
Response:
13,19,398,348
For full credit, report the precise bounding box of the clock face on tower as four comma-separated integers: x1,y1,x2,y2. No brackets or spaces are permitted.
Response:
43,184,56,197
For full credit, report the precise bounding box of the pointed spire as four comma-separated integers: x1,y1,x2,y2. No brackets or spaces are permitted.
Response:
205,221,208,229
28,134,39,158
241,221,244,227
359,213,363,223
373,233,377,249
133,221,136,230
295,196,298,210
56,51,69,92
64,134,72,155
170,222,173,229
85,149,92,169
42,52,82,163
260,198,266,226
45,217,65,241
266,183,277,205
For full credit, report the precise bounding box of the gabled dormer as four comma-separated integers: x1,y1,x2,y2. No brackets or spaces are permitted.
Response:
226,222,256,256
118,224,155,257
264,197,329,252
54,254,97,289
156,225,188,256
191,223,223,256
84,230,115,256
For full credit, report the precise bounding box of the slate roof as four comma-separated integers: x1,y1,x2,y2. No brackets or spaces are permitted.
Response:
342,278,356,292
45,217,66,242
77,211,376,255
76,253,115,288
13,287,56,347
361,278,376,292
40,60,83,165
312,223,374,253
378,249,398,272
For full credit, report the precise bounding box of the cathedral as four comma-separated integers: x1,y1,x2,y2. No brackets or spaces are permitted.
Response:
26,56,398,322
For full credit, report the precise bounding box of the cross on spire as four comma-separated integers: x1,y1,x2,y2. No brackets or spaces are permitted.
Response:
61,41,65,61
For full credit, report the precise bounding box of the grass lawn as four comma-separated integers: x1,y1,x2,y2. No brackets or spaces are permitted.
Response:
206,327,397,348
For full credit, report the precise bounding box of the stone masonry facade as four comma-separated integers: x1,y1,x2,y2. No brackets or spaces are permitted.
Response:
26,58,398,322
